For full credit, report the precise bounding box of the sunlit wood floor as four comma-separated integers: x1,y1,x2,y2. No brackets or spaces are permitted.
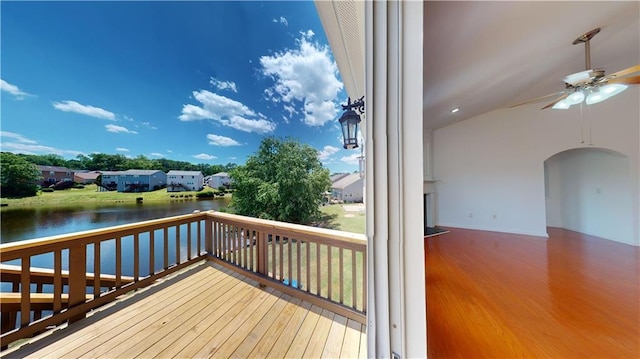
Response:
4,262,366,358
426,227,639,358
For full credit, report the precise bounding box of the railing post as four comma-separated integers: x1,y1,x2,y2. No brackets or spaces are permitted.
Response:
256,231,266,276
205,216,213,255
68,243,87,323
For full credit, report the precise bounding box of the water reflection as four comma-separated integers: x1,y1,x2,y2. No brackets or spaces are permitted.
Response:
1,199,230,244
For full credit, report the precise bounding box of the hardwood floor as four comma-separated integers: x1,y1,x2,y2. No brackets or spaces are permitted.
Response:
426,227,639,358
4,262,366,358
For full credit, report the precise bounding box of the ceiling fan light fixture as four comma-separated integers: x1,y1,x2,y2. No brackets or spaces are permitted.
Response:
552,99,571,110
601,83,628,97
585,90,606,105
565,90,585,105
563,70,593,86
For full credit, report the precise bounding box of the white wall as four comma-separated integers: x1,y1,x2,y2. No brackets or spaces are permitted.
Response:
432,86,639,245
546,148,634,244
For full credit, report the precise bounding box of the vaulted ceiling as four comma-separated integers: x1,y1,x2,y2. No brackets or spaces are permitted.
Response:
316,1,639,131
424,1,640,130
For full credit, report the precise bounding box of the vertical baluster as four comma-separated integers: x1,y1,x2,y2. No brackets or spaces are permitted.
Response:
249,230,255,271
53,250,62,313
175,225,181,265
316,243,321,295
287,237,292,283
243,229,248,269
271,234,276,278
115,237,122,287
197,219,202,256
34,282,43,320
328,245,332,300
279,236,284,281
149,230,155,275
296,239,301,289
205,217,213,256
134,233,140,282
233,226,238,265
352,249,357,309
223,224,227,260
94,241,101,298
339,247,344,304
187,222,192,260
306,241,311,292
20,256,30,326
163,227,169,269
362,250,367,312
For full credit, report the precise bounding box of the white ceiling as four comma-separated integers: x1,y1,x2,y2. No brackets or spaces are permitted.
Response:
423,1,640,130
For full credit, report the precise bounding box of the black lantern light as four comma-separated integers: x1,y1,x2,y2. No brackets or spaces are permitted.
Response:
338,96,365,149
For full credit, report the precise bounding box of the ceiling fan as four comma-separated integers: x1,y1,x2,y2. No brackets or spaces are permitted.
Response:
510,27,640,110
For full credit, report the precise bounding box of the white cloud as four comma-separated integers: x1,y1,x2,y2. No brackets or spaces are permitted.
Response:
166,149,174,153
53,100,116,120
1,79,31,99
0,141,83,157
318,145,340,161
207,134,241,146
0,131,37,144
106,124,138,134
193,153,217,160
116,147,130,152
179,90,276,134
142,121,158,130
229,156,237,160
273,16,288,26
341,153,361,165
210,78,238,93
150,152,163,157
260,32,342,126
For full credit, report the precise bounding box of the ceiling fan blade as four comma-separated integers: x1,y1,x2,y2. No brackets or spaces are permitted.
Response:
606,75,640,85
508,92,562,108
607,64,640,79
541,93,569,110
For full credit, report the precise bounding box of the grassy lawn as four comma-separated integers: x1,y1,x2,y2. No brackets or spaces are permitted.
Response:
317,204,365,234
0,184,229,206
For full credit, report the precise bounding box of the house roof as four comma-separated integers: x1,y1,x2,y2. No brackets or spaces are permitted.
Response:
167,170,203,176
331,173,362,190
330,173,349,183
123,169,165,176
74,172,100,180
212,172,229,177
36,165,73,172
316,2,640,130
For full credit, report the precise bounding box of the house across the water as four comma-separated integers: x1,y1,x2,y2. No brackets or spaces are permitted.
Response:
167,170,204,192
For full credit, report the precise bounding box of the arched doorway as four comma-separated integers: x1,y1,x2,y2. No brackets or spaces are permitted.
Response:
544,147,633,243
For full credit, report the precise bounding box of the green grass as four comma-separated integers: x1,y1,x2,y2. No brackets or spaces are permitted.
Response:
317,204,365,234
0,184,229,206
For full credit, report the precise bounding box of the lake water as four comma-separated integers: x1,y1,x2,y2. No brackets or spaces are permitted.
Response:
0,198,231,244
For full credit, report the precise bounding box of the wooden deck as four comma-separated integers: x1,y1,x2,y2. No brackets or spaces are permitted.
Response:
426,227,639,358
3,262,366,358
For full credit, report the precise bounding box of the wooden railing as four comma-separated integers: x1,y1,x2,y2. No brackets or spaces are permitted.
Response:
0,213,208,347
205,211,367,323
0,210,367,347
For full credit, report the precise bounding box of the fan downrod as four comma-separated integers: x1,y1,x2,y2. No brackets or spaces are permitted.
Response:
573,27,601,70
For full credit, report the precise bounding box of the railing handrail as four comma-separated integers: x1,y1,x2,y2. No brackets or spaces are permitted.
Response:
0,212,208,259
206,211,367,246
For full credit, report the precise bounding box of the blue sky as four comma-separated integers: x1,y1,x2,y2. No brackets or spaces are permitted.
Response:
1,1,361,173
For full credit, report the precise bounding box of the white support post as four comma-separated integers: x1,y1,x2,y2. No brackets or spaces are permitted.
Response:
366,1,425,358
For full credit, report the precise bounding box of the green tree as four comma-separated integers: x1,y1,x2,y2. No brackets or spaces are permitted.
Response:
0,152,42,197
230,137,331,224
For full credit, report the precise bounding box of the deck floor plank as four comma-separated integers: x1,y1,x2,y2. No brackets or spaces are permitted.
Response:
24,264,215,358
100,267,245,358
203,289,285,359
246,296,303,358
341,319,363,358
58,266,226,358
321,314,348,358
284,304,323,358
227,293,292,359
266,299,313,358
3,262,365,359
302,308,335,357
